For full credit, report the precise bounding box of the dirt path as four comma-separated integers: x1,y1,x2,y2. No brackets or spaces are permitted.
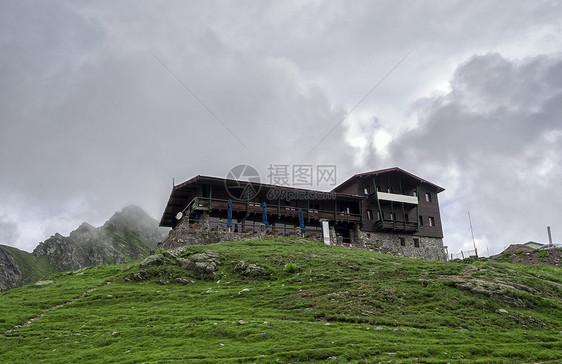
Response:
2,281,112,336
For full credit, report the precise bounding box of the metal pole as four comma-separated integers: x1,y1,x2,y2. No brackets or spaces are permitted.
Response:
547,226,553,245
468,211,477,257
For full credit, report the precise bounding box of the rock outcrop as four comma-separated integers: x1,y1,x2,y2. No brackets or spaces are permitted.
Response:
0,205,169,291
0,246,22,291
33,205,168,272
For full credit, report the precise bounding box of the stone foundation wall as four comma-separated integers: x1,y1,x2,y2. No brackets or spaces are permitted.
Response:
159,213,258,250
160,214,446,261
331,225,447,261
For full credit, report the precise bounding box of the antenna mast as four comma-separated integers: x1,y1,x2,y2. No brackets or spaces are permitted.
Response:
468,211,478,257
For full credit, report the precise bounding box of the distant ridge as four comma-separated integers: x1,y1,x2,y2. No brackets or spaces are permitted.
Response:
0,205,168,291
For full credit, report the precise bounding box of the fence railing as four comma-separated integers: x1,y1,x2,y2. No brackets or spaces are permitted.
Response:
184,196,361,223
449,249,478,260
373,219,418,233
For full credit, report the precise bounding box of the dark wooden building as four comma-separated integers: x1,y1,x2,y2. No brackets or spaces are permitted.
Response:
160,168,447,260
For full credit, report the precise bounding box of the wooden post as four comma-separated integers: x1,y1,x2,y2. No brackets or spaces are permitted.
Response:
416,186,420,232
334,199,338,224
359,200,364,228
372,177,383,229
399,176,406,230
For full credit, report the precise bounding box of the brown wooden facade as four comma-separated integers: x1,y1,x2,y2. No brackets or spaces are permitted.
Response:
160,168,444,241
333,168,444,239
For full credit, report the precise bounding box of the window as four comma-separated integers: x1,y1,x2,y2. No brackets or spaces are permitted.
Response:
413,238,420,248
364,185,370,195
419,216,424,226
390,212,394,221
399,237,406,247
366,209,373,220
428,216,435,227
425,193,432,203
412,190,417,197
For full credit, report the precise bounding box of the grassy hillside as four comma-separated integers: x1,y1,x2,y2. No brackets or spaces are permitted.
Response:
0,238,560,363
0,244,56,284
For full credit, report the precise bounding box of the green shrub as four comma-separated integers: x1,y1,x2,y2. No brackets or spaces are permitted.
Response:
285,262,297,274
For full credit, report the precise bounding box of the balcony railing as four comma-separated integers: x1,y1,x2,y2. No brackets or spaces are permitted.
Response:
374,219,418,233
375,191,418,205
183,197,361,223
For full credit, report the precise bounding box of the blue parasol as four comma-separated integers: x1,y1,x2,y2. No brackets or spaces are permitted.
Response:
298,208,305,234
262,202,269,228
227,199,233,230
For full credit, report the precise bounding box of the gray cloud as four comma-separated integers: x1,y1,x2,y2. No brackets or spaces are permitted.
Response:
1,1,561,252
0,216,19,245
378,53,562,254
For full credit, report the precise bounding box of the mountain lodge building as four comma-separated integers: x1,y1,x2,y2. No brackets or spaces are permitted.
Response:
159,167,447,260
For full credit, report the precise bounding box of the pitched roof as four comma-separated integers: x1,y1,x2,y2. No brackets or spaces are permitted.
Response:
159,175,363,226
332,167,445,193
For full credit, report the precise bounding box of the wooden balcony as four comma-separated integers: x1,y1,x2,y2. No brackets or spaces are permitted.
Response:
183,197,361,223
373,219,418,233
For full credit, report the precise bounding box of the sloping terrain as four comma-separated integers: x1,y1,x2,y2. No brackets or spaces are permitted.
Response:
489,245,562,266
0,205,167,291
0,238,560,363
0,245,55,291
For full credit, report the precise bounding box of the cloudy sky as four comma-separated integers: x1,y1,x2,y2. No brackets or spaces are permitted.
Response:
1,1,561,255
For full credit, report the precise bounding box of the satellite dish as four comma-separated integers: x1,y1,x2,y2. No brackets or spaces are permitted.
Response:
175,212,183,220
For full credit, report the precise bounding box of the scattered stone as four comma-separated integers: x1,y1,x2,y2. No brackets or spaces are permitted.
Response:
238,288,250,294
374,326,383,331
140,254,169,268
497,309,509,314
192,251,220,260
195,261,218,274
177,251,221,276
132,271,147,281
175,278,192,285
35,280,53,286
238,320,246,325
235,260,266,278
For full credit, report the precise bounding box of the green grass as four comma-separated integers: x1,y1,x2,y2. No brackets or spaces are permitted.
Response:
0,244,56,284
1,238,561,363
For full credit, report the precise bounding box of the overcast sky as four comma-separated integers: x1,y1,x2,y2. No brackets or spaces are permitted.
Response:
1,1,561,255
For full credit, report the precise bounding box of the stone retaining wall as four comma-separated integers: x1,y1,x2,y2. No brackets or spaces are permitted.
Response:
160,214,446,261
332,225,447,260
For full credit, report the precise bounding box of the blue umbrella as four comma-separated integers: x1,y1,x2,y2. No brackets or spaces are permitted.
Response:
298,208,305,234
227,199,233,230
262,202,269,228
